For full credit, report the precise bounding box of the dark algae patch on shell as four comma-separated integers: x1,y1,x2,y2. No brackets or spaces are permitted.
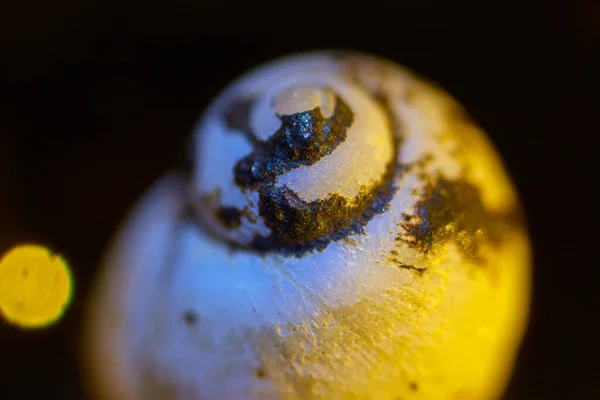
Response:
253,166,398,255
223,96,260,145
401,176,523,264
221,89,401,257
216,206,243,229
234,93,353,188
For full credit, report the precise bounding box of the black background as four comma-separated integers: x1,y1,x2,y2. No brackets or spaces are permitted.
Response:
0,2,592,399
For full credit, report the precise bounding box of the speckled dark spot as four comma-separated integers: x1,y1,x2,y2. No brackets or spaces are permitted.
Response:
400,176,522,264
234,93,353,188
255,367,266,379
182,310,198,326
389,257,425,276
216,206,242,229
409,381,419,391
223,96,260,145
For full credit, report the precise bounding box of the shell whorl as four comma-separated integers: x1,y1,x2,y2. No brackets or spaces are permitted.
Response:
86,51,531,400
190,59,401,255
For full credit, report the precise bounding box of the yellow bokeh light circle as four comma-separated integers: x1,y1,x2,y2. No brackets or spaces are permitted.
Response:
0,244,73,329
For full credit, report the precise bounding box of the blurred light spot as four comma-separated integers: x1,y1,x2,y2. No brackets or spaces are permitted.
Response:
0,244,73,329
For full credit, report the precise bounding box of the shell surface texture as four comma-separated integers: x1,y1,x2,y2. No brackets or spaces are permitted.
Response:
85,52,531,400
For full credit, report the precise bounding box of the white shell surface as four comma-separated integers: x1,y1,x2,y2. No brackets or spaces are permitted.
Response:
85,52,531,400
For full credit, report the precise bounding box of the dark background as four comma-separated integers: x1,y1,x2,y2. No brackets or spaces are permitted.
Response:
0,2,592,399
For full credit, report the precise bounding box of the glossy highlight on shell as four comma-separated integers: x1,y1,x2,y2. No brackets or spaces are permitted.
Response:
85,51,531,400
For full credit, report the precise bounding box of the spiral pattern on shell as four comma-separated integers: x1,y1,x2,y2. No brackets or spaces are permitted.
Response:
85,51,531,400
190,61,401,254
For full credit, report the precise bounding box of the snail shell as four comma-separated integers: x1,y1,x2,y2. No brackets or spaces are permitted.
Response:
85,51,531,400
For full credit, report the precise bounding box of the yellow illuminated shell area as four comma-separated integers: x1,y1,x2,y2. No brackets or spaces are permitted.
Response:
85,52,531,400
